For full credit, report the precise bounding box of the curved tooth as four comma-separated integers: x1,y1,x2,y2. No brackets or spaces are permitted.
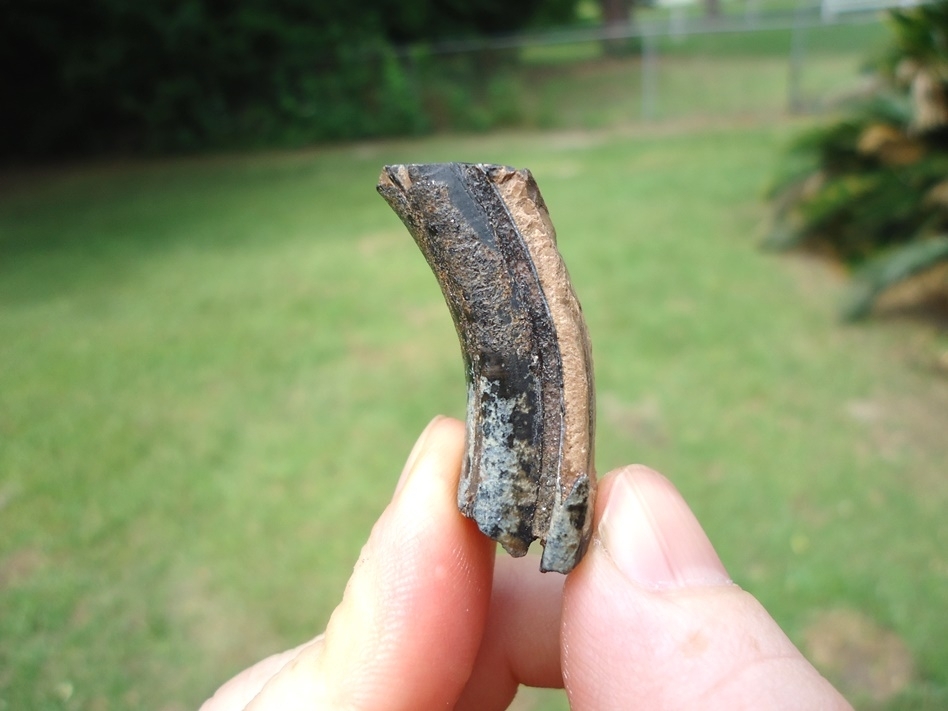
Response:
377,163,595,574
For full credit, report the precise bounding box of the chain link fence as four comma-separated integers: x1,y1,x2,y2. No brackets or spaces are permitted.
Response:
391,5,892,132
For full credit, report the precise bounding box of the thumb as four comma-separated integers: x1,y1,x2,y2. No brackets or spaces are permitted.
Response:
562,466,852,711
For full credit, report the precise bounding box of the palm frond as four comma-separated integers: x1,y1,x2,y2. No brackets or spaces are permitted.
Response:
762,219,806,251
842,235,948,319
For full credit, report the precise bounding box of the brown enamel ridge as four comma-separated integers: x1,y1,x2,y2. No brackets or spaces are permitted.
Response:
377,163,595,574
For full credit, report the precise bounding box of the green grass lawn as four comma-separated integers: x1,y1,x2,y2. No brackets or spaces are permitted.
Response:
2,120,948,710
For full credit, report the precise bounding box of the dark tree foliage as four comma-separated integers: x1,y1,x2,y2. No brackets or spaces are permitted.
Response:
378,0,576,42
0,0,577,158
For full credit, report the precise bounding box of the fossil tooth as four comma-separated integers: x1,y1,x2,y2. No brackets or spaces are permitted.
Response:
377,163,595,574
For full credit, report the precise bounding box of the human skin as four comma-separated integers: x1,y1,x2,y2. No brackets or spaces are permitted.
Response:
200,416,852,711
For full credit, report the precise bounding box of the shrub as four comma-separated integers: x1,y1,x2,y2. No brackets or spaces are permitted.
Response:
1,0,574,158
767,1,948,319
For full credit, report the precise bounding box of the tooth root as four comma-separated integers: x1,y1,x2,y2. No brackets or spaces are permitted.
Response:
377,163,595,574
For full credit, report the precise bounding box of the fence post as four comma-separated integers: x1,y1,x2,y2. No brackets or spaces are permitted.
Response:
788,1,809,112
642,30,659,120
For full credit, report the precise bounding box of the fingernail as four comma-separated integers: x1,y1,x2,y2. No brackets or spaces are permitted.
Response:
395,416,445,496
598,467,731,589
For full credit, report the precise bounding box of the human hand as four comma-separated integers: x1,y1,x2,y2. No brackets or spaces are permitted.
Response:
200,416,852,710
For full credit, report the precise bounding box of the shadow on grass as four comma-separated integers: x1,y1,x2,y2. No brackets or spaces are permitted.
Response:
0,153,376,305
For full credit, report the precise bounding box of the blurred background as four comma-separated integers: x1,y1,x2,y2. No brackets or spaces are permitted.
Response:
2,0,947,709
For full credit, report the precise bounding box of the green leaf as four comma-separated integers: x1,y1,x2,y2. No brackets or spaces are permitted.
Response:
762,220,805,251
842,235,948,320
